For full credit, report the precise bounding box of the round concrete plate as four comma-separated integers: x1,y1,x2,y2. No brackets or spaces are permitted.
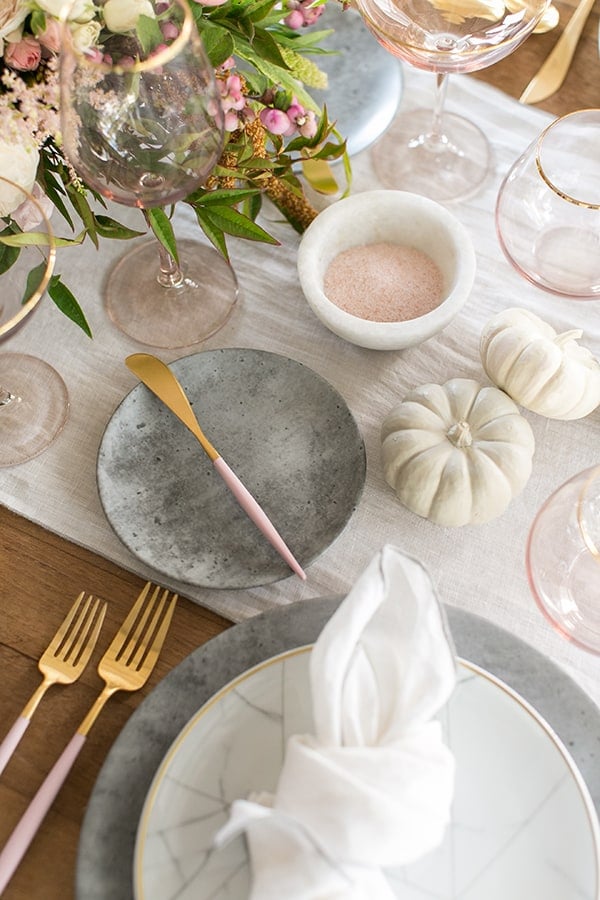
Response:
97,348,366,588
312,2,403,158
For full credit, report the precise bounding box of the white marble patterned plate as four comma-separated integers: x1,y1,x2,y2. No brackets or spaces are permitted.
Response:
133,649,600,900
97,349,366,589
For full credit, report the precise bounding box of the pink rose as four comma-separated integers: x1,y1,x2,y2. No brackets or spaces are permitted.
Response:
38,18,61,53
191,0,228,7
5,35,42,71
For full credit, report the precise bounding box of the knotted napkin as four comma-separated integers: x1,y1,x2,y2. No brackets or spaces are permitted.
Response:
215,545,457,898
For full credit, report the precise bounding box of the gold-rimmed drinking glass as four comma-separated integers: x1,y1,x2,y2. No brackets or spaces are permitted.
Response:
0,177,69,468
496,109,600,297
59,0,238,348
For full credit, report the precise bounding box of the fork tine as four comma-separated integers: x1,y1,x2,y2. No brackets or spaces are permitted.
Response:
47,591,88,654
119,584,161,664
135,591,178,674
129,589,168,670
104,581,152,657
58,595,100,663
66,598,107,669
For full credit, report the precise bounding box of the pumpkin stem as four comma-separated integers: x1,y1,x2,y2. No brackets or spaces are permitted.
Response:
447,421,472,448
555,329,583,347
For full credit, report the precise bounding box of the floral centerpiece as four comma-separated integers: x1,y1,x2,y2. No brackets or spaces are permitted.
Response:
0,0,348,335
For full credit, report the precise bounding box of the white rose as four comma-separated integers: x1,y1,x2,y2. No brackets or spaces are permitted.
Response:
0,0,28,53
103,0,155,33
70,18,101,50
0,141,40,217
34,0,96,23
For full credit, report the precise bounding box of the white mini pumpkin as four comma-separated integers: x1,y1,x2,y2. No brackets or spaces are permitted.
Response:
480,307,600,420
381,377,535,526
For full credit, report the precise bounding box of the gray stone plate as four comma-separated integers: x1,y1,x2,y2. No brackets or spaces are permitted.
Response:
75,601,600,900
310,3,403,158
97,349,366,589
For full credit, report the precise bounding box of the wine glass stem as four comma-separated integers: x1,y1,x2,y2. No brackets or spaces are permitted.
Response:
156,241,185,289
429,73,450,150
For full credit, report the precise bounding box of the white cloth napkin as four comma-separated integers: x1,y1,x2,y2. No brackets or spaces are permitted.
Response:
215,545,457,898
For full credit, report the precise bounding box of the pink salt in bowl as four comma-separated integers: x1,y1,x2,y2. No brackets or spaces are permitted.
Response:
297,190,476,350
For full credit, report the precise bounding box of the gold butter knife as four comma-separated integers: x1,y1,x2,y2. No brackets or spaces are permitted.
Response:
520,0,596,104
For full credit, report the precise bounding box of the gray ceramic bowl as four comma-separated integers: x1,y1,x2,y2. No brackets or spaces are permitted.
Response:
297,190,476,350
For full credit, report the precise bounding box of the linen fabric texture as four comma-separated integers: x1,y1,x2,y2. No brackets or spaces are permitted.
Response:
215,545,457,898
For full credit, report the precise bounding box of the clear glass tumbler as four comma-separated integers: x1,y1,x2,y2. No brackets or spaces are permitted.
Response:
496,109,600,298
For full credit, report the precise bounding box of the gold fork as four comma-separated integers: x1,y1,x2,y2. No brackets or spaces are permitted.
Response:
0,592,107,778
0,582,177,894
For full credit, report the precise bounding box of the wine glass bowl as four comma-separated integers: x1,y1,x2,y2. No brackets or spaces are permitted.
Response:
0,176,69,468
60,7,224,209
59,0,238,349
526,465,600,655
496,109,600,298
353,0,550,201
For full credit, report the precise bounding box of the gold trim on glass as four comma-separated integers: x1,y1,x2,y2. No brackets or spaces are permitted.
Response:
534,109,600,210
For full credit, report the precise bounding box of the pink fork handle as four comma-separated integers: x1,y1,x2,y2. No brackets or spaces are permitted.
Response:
0,732,86,894
213,456,306,581
0,716,30,778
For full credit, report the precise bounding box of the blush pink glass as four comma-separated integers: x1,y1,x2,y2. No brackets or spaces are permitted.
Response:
496,109,600,298
526,464,600,655
59,0,237,348
352,0,550,202
0,177,68,468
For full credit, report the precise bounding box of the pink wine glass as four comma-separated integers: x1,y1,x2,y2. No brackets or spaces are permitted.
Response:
60,0,238,349
526,464,600,654
0,177,68,468
352,0,550,202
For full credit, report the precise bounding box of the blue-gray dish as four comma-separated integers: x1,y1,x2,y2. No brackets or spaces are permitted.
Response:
97,348,366,589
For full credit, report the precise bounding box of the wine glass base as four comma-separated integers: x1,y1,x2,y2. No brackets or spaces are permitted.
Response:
0,354,69,468
372,108,492,203
106,240,239,349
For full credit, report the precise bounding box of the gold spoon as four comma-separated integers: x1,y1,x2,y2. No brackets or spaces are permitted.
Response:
125,352,306,581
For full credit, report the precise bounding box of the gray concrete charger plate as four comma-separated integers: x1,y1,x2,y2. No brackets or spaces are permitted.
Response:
309,2,403,158
75,600,600,900
97,349,366,589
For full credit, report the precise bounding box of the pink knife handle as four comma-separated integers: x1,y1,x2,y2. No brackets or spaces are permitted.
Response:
213,456,306,580
0,716,30,778
0,732,86,894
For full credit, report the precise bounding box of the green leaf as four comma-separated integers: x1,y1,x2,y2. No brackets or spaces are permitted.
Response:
0,230,20,275
23,262,47,304
145,208,178,263
194,210,229,259
188,187,261,207
29,10,47,36
200,205,279,244
197,20,235,67
48,275,93,338
136,14,164,54
301,158,339,195
67,185,99,248
94,215,146,240
0,231,85,248
251,30,290,69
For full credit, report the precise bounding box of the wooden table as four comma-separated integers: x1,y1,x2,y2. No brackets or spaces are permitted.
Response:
1,9,599,897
